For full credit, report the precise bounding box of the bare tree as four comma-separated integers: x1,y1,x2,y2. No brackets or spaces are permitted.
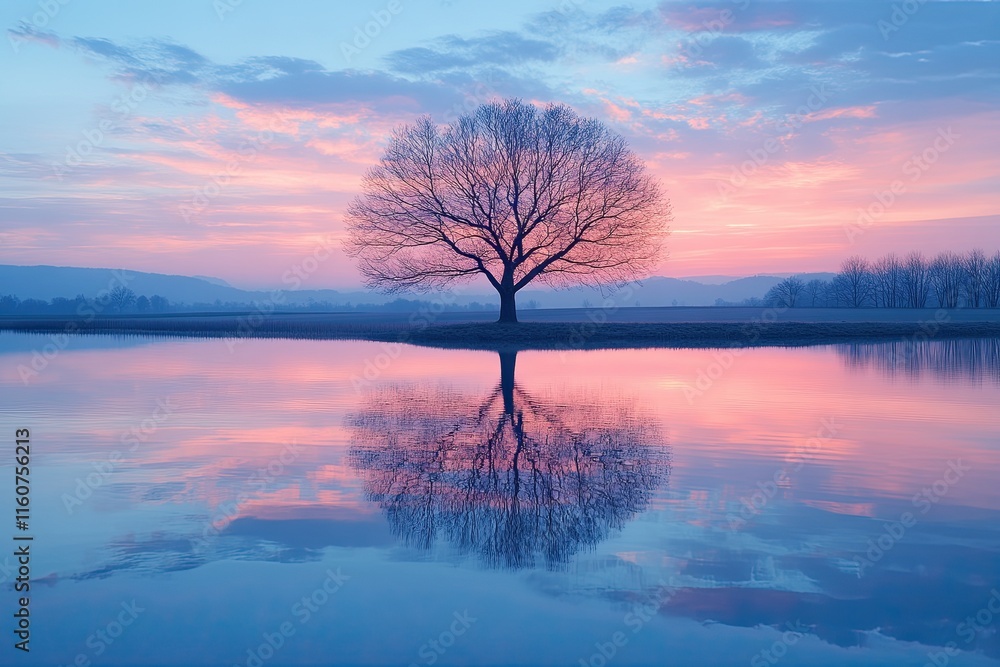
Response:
344,99,670,322
777,250,999,310
930,251,966,308
108,286,137,313
765,276,806,307
804,279,829,307
872,253,904,308
835,256,875,307
963,248,988,308
902,251,931,308
985,251,1000,309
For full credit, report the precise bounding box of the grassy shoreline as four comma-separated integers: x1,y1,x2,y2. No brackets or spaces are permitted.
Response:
2,313,1000,351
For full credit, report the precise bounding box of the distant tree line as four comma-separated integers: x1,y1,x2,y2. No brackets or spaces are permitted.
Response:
0,287,499,315
747,249,1000,308
0,289,170,315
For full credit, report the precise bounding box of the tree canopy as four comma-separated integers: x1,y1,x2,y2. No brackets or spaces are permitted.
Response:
344,99,670,322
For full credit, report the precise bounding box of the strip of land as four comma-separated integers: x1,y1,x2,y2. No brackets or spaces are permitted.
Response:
2,307,1000,351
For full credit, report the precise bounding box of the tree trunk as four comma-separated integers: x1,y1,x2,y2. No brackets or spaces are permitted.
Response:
497,277,517,323
499,351,516,416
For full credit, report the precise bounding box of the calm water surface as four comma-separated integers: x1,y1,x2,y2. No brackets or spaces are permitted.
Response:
2,334,999,666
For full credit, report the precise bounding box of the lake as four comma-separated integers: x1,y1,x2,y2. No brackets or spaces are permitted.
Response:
2,334,1000,666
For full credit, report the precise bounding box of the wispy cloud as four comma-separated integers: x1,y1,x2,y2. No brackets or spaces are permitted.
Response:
2,1,998,284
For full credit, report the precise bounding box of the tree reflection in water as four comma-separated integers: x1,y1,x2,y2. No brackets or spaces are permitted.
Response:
839,338,1000,384
348,351,670,569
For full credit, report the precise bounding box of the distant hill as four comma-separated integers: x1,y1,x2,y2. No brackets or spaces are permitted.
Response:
0,264,384,306
2,265,241,302
192,275,233,288
0,264,835,308
676,275,743,285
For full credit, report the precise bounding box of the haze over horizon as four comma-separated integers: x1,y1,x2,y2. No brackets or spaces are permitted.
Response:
0,259,829,293
2,1,998,289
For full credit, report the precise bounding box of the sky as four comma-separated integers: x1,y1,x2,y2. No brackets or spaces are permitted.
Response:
1,0,998,290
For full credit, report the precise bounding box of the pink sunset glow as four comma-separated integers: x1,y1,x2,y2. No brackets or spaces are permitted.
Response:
2,1,998,289
19,338,1000,523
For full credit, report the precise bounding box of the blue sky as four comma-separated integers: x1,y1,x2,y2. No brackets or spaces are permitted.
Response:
1,0,998,288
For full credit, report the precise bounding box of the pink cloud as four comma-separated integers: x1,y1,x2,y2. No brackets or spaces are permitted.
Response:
805,105,878,122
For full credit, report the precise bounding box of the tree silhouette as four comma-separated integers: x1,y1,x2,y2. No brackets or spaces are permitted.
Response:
903,251,931,308
108,285,137,313
150,295,170,312
344,99,670,323
930,251,966,309
963,248,988,308
872,253,904,308
347,352,670,569
834,256,875,307
765,276,805,307
986,250,1000,308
